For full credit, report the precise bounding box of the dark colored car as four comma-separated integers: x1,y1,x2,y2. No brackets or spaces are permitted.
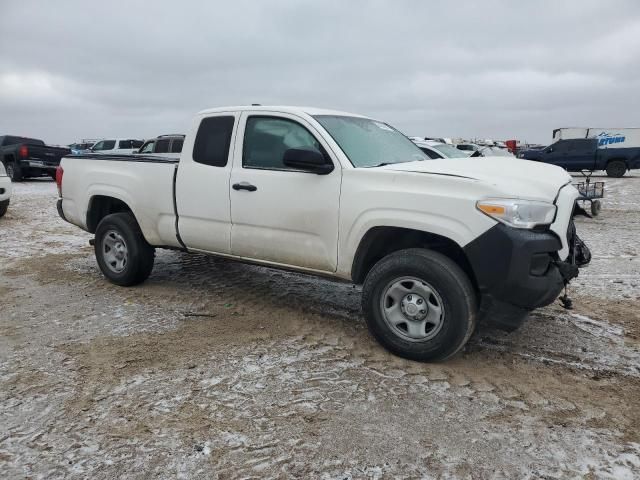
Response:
519,138,640,177
0,135,71,181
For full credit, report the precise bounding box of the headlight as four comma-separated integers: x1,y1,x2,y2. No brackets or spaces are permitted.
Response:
476,198,556,229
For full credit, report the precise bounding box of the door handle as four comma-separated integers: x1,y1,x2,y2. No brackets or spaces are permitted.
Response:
232,182,257,192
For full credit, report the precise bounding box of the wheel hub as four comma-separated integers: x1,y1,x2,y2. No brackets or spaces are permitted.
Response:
401,293,428,320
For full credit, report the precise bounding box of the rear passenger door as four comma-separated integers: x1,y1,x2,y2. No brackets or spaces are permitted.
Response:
175,113,238,253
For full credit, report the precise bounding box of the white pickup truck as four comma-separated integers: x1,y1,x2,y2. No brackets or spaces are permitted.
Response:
57,106,590,361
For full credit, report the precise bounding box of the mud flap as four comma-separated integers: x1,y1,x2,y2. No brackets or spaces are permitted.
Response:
557,220,591,309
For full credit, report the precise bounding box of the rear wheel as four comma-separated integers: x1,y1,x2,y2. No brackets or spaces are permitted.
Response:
590,200,602,216
606,160,626,178
94,212,155,286
362,248,477,362
0,199,8,218
5,162,23,182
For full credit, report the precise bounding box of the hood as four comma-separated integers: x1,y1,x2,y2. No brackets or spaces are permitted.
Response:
379,157,572,202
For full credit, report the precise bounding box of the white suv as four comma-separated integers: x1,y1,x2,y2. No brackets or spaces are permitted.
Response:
90,139,144,155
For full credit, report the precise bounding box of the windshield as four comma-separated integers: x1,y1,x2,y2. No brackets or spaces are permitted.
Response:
314,115,427,167
431,143,470,158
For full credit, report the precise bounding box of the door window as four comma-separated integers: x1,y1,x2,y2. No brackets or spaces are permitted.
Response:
170,138,184,153
243,116,325,170
155,139,170,153
139,141,155,153
192,116,235,167
551,141,569,154
92,140,115,151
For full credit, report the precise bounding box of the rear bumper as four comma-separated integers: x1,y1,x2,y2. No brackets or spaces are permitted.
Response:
464,223,586,330
20,159,59,170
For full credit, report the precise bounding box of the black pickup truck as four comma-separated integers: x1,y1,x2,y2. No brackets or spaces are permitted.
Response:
0,135,71,181
519,138,640,177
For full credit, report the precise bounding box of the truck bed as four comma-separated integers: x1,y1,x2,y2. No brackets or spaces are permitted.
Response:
60,154,181,247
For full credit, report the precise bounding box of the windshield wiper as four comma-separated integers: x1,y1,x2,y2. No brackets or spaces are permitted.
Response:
368,162,394,168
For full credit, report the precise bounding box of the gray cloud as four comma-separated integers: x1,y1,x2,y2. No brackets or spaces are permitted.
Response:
1,0,639,144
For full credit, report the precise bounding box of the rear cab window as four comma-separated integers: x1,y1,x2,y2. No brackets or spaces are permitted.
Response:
192,116,235,167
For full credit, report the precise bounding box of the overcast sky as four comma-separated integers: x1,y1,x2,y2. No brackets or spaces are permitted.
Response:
1,0,639,145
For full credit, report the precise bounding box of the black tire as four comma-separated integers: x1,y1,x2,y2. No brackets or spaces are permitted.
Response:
590,200,602,216
94,212,155,286
5,162,23,182
605,160,626,178
362,248,477,362
0,199,8,218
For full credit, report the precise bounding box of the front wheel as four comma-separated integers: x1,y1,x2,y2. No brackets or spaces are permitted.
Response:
590,200,602,216
95,212,155,286
362,248,477,362
606,160,626,178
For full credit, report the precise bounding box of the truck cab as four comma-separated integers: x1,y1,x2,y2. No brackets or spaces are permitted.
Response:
522,138,598,171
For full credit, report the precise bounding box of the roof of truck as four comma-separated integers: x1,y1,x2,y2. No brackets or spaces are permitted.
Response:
197,105,369,118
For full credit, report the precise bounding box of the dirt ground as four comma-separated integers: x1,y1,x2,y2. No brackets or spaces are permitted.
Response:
1,174,639,479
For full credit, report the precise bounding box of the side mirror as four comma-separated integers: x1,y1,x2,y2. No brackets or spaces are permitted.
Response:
283,148,334,175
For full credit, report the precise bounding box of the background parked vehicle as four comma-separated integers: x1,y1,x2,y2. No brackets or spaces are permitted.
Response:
470,146,515,158
135,134,184,158
69,139,101,155
57,105,588,362
537,127,640,177
519,137,640,177
0,135,71,181
90,139,144,155
0,161,11,217
413,140,472,159
455,143,482,153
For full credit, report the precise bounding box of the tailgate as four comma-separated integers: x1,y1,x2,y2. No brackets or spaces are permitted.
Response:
25,145,71,167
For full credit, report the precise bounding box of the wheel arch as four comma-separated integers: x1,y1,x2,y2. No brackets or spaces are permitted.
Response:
350,226,478,290
606,157,628,168
86,195,135,233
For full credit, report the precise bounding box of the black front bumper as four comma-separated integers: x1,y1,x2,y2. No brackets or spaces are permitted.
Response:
464,223,587,330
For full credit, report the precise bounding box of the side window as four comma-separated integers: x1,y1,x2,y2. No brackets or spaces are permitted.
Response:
93,140,115,151
553,141,569,154
170,139,184,153
155,139,170,153
140,141,155,154
132,140,143,148
118,140,132,149
243,116,324,170
192,116,235,167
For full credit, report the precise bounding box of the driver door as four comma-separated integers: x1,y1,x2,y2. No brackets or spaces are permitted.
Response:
229,112,341,272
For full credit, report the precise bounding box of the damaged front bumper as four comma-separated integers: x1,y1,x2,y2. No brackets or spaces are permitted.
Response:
464,222,590,331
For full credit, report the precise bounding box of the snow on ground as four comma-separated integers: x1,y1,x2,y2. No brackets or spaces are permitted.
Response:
0,175,639,478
